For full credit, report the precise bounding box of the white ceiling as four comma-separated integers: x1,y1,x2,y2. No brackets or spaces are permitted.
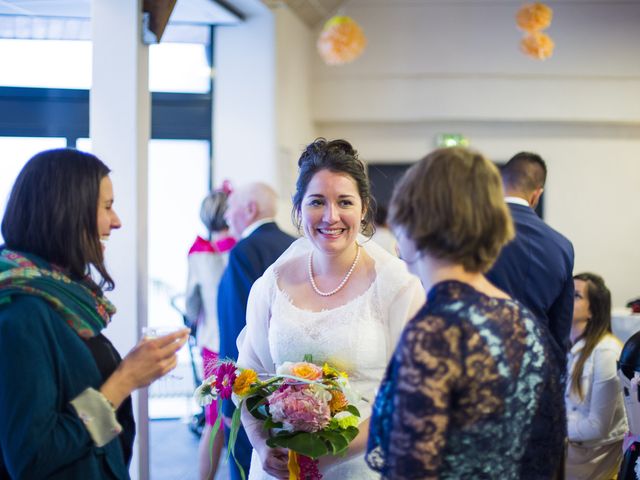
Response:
262,0,346,27
0,0,242,25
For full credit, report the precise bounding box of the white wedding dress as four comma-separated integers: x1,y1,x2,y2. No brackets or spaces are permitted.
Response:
237,238,424,480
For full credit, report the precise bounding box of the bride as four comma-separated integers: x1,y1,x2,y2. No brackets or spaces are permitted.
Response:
237,138,424,479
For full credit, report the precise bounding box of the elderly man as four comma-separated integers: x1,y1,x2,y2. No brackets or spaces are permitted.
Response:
217,182,295,480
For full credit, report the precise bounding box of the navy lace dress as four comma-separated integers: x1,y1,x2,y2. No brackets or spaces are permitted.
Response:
366,281,565,479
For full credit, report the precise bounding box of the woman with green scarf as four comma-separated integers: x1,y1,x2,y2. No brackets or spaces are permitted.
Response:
0,148,188,479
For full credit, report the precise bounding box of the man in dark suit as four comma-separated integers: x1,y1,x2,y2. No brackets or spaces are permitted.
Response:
217,182,295,480
487,151,574,364
486,152,574,479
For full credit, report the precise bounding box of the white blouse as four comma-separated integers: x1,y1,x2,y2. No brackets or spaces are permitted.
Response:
185,250,228,351
566,334,627,447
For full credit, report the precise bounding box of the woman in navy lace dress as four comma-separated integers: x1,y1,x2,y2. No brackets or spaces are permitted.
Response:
366,147,565,479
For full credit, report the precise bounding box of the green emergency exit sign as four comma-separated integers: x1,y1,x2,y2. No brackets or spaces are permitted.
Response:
436,134,469,148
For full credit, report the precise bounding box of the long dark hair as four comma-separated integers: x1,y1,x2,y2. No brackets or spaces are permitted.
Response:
570,272,612,400
1,148,115,289
292,138,375,237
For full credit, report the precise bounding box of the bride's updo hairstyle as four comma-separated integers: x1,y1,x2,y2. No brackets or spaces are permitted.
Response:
390,147,514,273
292,138,376,237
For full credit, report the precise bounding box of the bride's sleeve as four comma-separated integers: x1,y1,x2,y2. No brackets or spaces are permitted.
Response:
386,274,425,353
236,270,274,376
236,270,275,451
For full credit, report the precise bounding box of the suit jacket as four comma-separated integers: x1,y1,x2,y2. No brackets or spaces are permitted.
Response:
487,202,575,366
217,221,295,368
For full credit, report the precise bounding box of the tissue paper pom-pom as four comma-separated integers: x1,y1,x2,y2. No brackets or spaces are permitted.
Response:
520,32,555,60
516,3,553,32
317,16,367,66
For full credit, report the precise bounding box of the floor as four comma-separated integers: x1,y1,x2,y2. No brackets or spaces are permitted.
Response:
150,418,231,480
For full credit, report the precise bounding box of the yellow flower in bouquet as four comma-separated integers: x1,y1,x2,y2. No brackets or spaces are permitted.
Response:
233,368,258,396
333,411,359,429
322,362,348,379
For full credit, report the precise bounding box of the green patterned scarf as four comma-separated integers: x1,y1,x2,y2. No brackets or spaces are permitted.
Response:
0,249,115,338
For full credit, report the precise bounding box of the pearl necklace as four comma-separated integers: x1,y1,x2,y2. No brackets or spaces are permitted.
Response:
308,244,361,297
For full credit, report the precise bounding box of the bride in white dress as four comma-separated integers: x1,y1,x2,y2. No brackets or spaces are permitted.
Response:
237,138,424,479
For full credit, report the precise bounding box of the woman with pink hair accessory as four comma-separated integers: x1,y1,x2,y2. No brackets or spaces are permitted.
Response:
186,184,236,480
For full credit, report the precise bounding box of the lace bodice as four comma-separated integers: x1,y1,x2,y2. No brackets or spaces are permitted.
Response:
270,277,390,418
366,280,565,479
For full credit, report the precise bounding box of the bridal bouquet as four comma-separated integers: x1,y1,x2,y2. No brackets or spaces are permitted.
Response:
194,355,361,479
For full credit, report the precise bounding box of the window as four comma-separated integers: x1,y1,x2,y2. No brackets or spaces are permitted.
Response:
0,39,211,93
0,136,67,242
1,33,214,421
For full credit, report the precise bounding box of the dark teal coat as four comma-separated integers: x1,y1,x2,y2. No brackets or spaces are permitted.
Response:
0,295,130,479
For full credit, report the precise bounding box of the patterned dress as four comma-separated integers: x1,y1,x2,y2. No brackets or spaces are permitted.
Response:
366,280,565,479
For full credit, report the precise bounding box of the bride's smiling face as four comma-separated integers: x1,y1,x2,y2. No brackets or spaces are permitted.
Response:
301,169,364,257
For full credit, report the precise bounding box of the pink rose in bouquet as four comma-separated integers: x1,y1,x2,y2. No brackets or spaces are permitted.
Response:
268,384,331,432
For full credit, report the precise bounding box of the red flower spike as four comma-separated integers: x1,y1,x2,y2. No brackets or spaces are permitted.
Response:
298,455,322,480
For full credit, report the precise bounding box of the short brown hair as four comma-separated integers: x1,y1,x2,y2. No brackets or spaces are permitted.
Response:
389,147,514,273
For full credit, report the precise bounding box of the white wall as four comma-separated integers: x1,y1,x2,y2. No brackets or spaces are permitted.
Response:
312,0,640,307
274,4,316,234
312,0,640,123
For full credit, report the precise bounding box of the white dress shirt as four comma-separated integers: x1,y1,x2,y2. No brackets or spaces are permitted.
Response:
241,217,274,239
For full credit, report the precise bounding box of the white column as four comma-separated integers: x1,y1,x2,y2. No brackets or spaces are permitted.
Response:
213,1,277,187
90,1,150,479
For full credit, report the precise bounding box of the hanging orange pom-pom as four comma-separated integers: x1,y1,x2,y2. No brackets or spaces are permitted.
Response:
317,16,367,66
520,31,555,60
516,2,553,32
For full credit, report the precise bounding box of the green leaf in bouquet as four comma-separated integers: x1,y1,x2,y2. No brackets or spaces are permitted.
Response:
245,395,268,421
346,404,360,417
205,405,224,478
267,432,329,459
303,354,313,363
318,430,349,456
226,405,246,480
263,416,283,430
340,426,359,443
